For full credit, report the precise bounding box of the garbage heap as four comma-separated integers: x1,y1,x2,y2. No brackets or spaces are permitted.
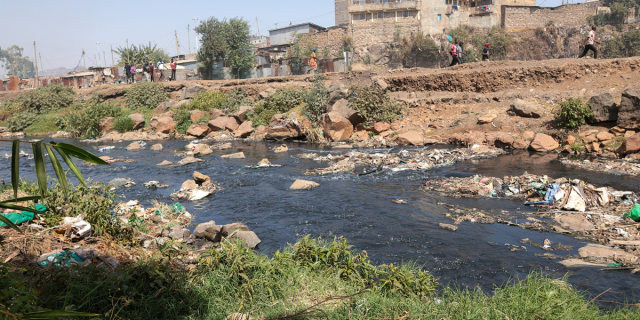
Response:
425,173,640,268
559,157,640,177
301,145,505,175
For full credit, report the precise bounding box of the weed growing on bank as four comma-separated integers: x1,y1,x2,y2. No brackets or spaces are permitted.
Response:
555,97,594,129
113,116,134,133
349,84,403,125
56,95,127,138
185,91,228,111
124,81,168,110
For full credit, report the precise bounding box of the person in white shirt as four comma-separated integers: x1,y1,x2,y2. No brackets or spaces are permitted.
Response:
579,26,601,59
157,60,165,81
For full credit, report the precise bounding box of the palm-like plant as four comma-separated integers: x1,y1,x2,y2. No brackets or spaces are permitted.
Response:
113,42,171,67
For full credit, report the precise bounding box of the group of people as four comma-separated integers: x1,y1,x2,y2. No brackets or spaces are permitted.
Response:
449,39,491,67
448,25,600,67
123,59,178,83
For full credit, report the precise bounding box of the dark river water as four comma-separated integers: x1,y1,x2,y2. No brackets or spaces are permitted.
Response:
2,138,639,304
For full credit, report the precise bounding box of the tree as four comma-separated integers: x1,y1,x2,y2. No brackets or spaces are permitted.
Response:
113,43,170,67
196,17,255,78
0,45,35,78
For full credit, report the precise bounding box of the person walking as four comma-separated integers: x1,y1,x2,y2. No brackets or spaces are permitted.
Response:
449,39,460,67
308,48,318,74
148,61,155,82
457,41,466,64
130,64,136,83
482,43,491,61
143,62,150,82
124,62,130,83
157,59,165,81
579,26,601,59
170,58,177,81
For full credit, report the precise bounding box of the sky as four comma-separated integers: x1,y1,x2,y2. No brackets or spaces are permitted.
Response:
1,0,573,75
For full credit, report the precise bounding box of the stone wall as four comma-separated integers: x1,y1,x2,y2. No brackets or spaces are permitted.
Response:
502,3,599,29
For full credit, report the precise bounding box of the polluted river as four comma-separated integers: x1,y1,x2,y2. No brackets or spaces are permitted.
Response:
2,138,639,305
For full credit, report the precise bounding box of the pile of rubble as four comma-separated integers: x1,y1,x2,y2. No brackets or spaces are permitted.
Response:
170,171,222,201
559,157,640,177
425,173,640,269
301,145,505,175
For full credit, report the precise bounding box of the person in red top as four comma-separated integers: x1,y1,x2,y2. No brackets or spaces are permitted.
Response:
170,58,177,81
449,39,460,67
148,60,155,82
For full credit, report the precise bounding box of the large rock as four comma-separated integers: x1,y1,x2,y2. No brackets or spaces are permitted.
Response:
326,90,346,108
616,132,640,156
578,243,637,262
396,131,424,146
486,132,514,148
154,101,175,115
193,221,223,242
554,213,594,231
259,88,276,99
234,121,254,138
232,106,254,123
588,93,618,123
265,121,303,140
513,139,530,149
290,179,319,190
509,99,543,118
208,116,239,131
190,110,208,123
128,113,145,130
149,117,176,134
180,84,207,100
617,89,640,129
231,231,261,249
221,152,245,159
222,223,250,235
373,122,390,134
193,143,213,155
126,142,142,150
98,117,115,132
327,99,363,125
529,133,559,152
320,112,353,142
269,114,284,126
150,144,163,151
193,171,211,185
478,114,497,124
182,180,197,189
210,109,225,120
374,78,388,91
186,123,211,138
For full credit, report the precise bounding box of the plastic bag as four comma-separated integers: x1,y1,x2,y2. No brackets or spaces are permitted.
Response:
624,203,640,222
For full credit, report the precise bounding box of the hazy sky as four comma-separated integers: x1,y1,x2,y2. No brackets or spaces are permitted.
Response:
1,0,573,75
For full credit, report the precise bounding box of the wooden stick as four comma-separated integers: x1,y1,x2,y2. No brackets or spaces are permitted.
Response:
581,288,610,312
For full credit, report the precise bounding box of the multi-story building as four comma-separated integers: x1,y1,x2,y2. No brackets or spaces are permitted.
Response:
336,0,535,35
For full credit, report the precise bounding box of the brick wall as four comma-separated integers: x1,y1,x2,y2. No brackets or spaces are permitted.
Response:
502,3,599,29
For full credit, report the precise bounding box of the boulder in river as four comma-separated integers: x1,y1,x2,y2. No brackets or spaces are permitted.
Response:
290,179,319,190
186,123,211,138
193,143,213,156
179,156,204,165
150,144,163,151
126,142,142,150
221,152,245,159
157,160,172,166
529,133,559,152
396,131,424,146
149,117,176,134
320,112,353,142
234,121,254,138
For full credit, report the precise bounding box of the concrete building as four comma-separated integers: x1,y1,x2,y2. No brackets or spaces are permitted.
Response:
269,23,327,46
337,0,535,34
251,35,270,48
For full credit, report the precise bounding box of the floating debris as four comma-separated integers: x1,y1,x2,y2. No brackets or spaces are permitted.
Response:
143,181,170,188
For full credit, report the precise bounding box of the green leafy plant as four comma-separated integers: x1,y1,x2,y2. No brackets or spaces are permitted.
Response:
222,88,251,113
302,75,329,124
56,100,126,138
554,98,594,129
7,111,38,132
250,87,305,127
570,143,584,152
113,116,134,133
186,91,228,111
124,81,168,110
349,84,403,125
174,108,193,134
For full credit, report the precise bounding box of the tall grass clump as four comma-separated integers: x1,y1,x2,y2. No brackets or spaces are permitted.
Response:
124,81,168,109
349,84,403,125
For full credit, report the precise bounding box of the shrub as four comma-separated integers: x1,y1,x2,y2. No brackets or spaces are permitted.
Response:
222,88,251,112
57,99,126,138
486,32,512,60
349,84,403,125
113,116,134,133
174,108,193,134
186,91,228,111
7,111,38,132
554,98,594,129
7,84,76,115
302,75,329,124
124,81,168,109
250,87,305,126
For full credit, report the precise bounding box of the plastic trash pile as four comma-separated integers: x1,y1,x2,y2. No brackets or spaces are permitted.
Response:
109,178,136,189
143,181,170,188
301,146,505,175
559,157,640,177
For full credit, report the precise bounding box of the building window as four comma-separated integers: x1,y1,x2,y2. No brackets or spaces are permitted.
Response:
402,10,408,18
438,14,442,20
360,13,365,20
378,12,384,19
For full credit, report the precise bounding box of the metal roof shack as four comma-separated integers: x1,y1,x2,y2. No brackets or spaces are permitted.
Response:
268,22,326,46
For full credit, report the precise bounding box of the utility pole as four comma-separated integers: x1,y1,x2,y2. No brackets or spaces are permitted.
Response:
103,51,106,68
193,18,199,52
33,41,39,87
96,42,101,67
175,30,180,57
111,45,115,66
39,53,44,77
82,49,86,70
187,24,191,54
256,17,262,48
126,39,130,63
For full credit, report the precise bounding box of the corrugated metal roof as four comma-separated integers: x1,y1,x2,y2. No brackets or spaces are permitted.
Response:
268,22,326,32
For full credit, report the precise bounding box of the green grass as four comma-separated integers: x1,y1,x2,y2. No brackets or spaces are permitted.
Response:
23,110,66,134
26,237,639,320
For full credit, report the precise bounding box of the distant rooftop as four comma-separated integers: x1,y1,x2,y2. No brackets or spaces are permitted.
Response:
268,22,326,32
